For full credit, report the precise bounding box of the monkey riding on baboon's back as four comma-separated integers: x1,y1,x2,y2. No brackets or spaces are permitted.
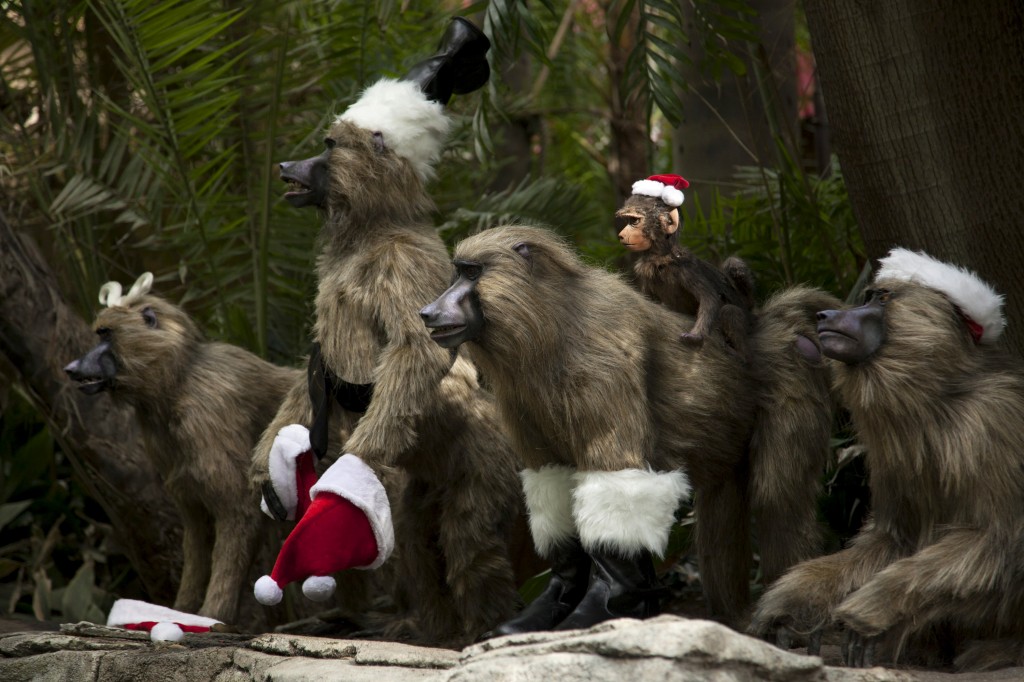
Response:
249,18,524,648
420,222,840,634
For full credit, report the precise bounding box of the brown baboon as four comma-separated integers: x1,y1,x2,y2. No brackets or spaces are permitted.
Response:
616,175,835,592
750,248,1024,670
616,174,755,356
64,274,300,626
420,225,836,632
251,18,522,648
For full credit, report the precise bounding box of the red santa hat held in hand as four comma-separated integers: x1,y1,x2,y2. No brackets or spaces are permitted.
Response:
631,174,689,207
254,454,395,605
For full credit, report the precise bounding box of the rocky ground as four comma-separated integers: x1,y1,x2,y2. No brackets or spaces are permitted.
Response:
3,615,1022,682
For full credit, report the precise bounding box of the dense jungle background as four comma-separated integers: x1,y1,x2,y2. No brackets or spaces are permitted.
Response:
0,0,1021,628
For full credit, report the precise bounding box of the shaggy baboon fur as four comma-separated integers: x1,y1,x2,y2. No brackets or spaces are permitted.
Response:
617,193,755,356
750,279,1024,669
253,120,522,647
75,295,301,625
445,225,836,622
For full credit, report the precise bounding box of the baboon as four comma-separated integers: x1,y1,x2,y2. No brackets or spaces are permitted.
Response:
615,174,835,592
750,248,1024,670
64,273,301,626
420,225,838,632
251,18,522,648
616,174,755,356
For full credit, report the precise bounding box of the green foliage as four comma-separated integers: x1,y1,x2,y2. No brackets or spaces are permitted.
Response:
0,389,140,622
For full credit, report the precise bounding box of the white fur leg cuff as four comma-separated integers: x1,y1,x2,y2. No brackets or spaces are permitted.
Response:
521,465,577,557
572,468,691,557
311,454,394,569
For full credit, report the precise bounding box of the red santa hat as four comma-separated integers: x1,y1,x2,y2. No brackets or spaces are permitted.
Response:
254,454,394,606
106,598,221,642
876,248,1005,344
631,174,690,208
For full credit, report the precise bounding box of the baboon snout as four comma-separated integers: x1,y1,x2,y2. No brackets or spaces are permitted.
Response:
63,359,82,379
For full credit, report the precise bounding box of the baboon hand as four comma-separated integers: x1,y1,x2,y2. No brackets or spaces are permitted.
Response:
841,628,879,668
259,424,317,522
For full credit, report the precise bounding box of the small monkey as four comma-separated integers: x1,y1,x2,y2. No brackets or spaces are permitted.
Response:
616,174,755,356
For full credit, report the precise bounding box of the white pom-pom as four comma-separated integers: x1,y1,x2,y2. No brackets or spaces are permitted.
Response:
254,575,283,605
302,575,336,602
661,186,684,207
150,622,184,642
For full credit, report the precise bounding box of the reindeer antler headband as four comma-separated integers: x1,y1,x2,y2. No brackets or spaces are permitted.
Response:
98,272,154,308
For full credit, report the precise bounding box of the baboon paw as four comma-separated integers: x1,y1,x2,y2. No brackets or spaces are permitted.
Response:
834,593,895,638
680,332,704,347
841,628,881,668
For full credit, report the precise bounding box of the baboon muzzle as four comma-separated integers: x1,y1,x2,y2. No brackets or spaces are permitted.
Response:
65,340,117,394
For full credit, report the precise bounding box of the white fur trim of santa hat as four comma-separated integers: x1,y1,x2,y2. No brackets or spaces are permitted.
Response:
521,465,577,557
98,272,154,308
631,178,685,208
107,598,221,642
310,453,395,569
338,79,452,183
572,468,691,557
260,424,313,521
876,248,1005,344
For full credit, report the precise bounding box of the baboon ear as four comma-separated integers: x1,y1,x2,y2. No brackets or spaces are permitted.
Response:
513,242,531,266
141,306,158,329
372,131,386,154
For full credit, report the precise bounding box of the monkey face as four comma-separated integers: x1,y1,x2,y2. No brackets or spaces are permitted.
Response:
419,260,486,349
816,289,891,364
615,208,652,251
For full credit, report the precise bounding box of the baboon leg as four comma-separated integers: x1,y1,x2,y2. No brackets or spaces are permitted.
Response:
174,506,214,614
386,478,457,644
750,527,902,636
693,468,751,624
198,515,260,623
438,483,518,642
835,530,1008,638
717,303,749,358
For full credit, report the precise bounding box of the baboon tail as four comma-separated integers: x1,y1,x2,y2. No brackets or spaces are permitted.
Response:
747,285,840,587
721,256,757,310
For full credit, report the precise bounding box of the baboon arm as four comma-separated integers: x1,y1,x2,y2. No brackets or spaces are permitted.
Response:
835,528,1011,637
250,373,313,489
750,524,902,634
342,249,453,468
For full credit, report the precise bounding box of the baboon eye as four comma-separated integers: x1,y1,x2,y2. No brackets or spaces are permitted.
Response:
372,131,385,154
876,290,893,304
141,307,158,328
323,137,336,150
96,326,112,340
460,264,483,281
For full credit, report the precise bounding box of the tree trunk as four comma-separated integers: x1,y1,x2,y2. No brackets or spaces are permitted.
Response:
0,209,182,603
605,0,651,205
805,0,1024,354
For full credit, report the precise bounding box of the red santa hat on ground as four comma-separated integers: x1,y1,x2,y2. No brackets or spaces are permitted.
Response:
631,174,690,208
254,454,394,606
107,598,221,642
876,247,1005,344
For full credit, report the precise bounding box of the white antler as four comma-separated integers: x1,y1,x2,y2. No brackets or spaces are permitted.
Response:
98,272,155,308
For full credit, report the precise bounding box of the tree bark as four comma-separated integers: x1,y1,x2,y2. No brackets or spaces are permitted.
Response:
0,209,182,603
605,0,651,205
805,0,1024,354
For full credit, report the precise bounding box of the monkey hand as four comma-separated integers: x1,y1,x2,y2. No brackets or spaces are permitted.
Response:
260,424,317,522
254,454,395,606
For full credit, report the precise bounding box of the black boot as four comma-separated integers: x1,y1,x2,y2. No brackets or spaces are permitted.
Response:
480,537,592,639
402,17,491,105
554,549,661,631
